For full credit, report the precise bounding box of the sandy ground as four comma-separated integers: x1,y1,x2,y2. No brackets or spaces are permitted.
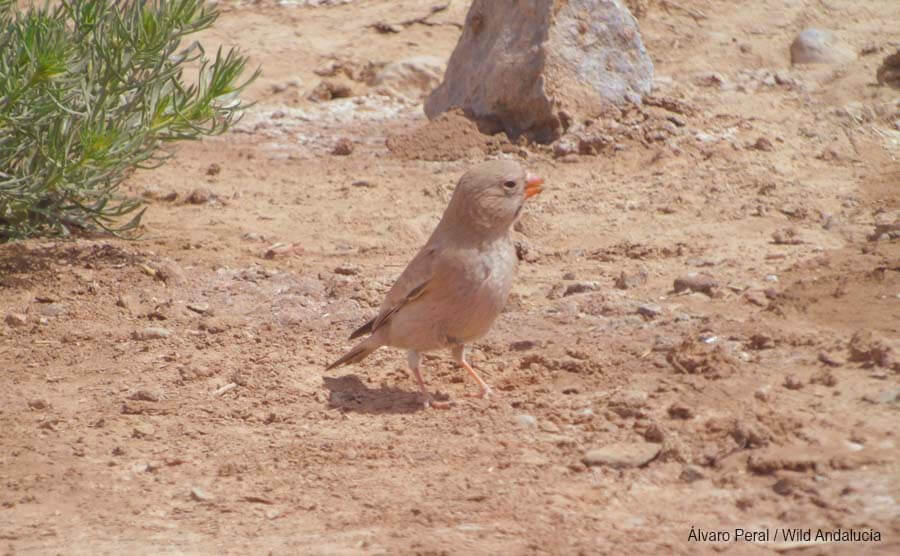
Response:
2,0,899,554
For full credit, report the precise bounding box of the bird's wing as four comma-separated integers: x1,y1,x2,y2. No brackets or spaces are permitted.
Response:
349,244,438,339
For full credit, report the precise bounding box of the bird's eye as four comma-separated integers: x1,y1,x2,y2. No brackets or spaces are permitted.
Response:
502,180,517,189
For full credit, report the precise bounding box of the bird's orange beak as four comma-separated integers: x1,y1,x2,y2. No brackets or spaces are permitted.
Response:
524,173,544,199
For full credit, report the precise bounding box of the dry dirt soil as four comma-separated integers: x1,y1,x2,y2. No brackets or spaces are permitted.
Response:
2,1,899,554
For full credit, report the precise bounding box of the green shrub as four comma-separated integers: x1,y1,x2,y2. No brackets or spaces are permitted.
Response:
0,0,259,240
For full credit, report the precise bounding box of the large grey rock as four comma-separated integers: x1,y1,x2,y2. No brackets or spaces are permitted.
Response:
790,29,856,65
424,0,653,143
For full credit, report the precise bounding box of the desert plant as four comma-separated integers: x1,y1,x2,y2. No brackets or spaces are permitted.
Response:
0,0,259,240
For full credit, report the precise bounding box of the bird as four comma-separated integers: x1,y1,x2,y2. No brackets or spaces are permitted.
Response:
326,159,544,408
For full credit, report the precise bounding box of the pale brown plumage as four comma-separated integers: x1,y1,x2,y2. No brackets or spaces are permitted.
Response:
326,159,543,407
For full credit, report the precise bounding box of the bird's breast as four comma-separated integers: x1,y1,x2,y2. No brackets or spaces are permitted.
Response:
443,241,516,342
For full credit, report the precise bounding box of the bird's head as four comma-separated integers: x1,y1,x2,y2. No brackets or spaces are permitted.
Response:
445,159,543,239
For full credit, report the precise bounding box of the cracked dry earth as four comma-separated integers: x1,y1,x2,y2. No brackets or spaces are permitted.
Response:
1,1,899,554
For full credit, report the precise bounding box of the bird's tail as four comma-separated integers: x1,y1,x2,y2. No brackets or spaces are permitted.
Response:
325,336,381,371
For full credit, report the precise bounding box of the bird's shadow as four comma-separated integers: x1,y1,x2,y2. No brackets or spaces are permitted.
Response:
323,374,448,414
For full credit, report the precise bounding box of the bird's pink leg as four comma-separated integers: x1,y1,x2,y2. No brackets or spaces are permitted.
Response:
451,344,495,399
407,350,452,409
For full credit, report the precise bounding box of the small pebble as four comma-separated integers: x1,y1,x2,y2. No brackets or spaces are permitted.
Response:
132,424,156,438
673,273,718,295
190,487,214,502
667,403,694,420
332,138,354,156
28,399,49,410
513,414,537,428
582,442,661,469
680,465,705,483
187,302,210,315
637,303,662,319
134,327,172,340
334,264,360,276
186,188,213,204
39,303,66,317
773,477,797,496
783,374,804,390
615,270,648,289
5,313,27,327
563,282,598,296
509,340,538,351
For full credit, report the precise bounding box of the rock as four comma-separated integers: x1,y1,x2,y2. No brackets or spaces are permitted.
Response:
636,303,662,319
870,211,900,241
510,340,538,351
187,302,210,315
132,423,156,439
128,390,160,403
810,369,838,387
667,403,694,420
772,227,802,245
513,414,538,428
582,442,661,469
748,334,775,350
643,423,665,443
334,264,360,276
848,330,895,368
27,399,49,410
673,273,718,295
5,313,27,327
679,466,704,483
817,351,844,367
608,390,649,418
747,449,819,474
773,477,797,496
372,56,445,101
514,239,540,263
153,259,187,286
38,303,66,317
553,135,579,158
576,131,615,155
783,374,804,390
371,21,402,34
563,282,599,296
862,388,900,405
731,420,772,449
744,290,768,307
749,137,774,152
332,138,354,156
425,0,653,142
308,79,352,102
789,29,856,65
190,486,214,502
538,420,561,433
116,295,138,313
186,188,213,204
615,269,648,290
206,163,221,176
573,407,594,423
876,49,900,89
134,327,172,340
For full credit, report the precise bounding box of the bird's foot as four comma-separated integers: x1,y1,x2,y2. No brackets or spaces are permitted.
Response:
466,385,496,400
421,393,455,410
